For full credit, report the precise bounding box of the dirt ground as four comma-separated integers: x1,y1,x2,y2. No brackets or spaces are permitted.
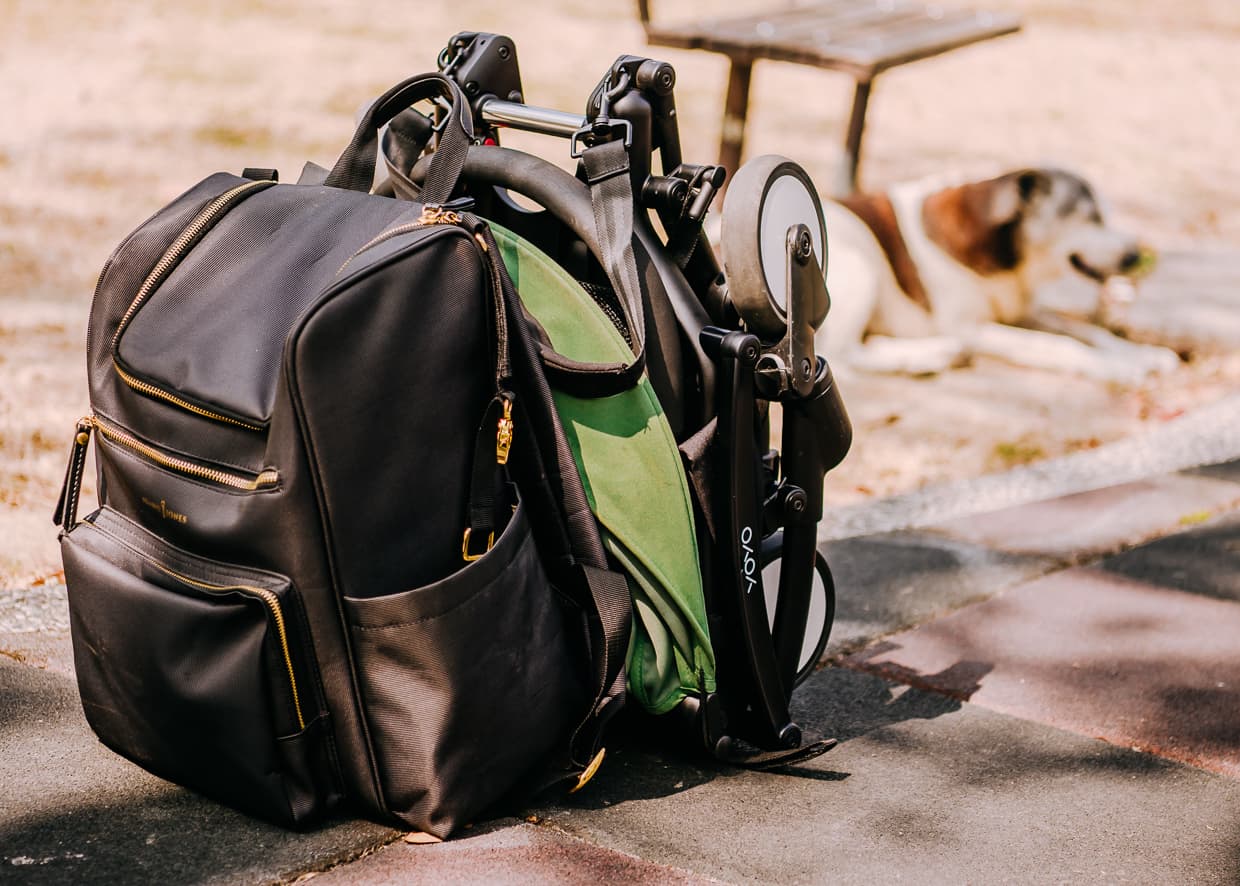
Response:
2,0,1238,586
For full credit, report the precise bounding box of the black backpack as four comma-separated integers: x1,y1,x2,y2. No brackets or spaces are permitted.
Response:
55,73,630,836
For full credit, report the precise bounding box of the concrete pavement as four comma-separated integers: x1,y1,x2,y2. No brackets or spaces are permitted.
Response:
3,445,1240,883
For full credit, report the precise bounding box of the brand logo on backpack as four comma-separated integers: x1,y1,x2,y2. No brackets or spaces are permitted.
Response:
740,525,758,595
142,496,188,525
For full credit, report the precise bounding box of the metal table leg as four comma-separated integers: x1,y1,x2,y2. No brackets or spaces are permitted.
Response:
836,77,873,195
719,58,753,176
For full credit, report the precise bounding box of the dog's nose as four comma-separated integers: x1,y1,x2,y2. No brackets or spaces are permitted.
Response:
1119,248,1142,273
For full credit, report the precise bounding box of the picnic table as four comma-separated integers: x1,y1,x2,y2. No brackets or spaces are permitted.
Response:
637,0,1021,193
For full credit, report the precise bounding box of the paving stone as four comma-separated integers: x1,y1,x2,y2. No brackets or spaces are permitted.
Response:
820,532,1057,655
0,658,397,885
312,823,717,885
1101,510,1240,603
531,667,1240,885
847,568,1240,778
928,474,1240,560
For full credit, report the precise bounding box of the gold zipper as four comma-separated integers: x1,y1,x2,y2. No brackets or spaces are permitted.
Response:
95,533,306,732
112,363,264,431
336,204,462,276
111,178,275,429
88,416,279,491
151,565,304,731
112,179,273,350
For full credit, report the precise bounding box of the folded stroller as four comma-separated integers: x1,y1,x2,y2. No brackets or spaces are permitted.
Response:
381,33,853,766
58,32,854,837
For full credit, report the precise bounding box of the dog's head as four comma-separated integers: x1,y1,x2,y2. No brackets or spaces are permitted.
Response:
921,168,1143,296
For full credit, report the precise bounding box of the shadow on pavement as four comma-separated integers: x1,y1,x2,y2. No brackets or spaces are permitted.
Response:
823,532,1057,655
535,664,1240,885
1100,511,1240,603
0,788,392,886
547,664,977,815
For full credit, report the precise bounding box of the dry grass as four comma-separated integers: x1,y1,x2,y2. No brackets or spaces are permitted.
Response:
1,0,1238,585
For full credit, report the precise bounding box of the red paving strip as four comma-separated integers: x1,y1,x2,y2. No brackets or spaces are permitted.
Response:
312,824,719,885
845,568,1240,778
930,475,1240,560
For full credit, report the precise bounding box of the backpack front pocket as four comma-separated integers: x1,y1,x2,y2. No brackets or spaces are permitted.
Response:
342,501,585,838
60,507,338,827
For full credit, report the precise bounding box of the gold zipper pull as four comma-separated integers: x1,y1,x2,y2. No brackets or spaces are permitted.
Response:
54,417,95,529
496,395,514,465
417,204,462,226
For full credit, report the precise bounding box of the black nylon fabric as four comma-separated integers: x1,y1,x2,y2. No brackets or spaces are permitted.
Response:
294,230,491,598
342,503,582,838
69,154,604,837
87,174,247,415
62,507,337,827
119,185,415,424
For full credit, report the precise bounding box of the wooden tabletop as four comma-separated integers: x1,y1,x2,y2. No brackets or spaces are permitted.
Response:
644,0,1022,80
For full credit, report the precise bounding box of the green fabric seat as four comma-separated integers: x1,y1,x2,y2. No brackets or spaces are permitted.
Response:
493,224,715,714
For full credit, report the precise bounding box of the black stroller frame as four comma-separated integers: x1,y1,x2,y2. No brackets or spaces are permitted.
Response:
409,33,853,764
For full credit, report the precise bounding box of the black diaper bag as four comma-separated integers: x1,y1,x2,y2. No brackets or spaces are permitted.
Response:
54,73,631,836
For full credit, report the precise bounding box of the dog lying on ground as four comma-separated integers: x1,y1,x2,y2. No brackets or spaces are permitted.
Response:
818,167,1181,381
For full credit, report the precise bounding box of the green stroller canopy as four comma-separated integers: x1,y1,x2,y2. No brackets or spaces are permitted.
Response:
493,223,716,714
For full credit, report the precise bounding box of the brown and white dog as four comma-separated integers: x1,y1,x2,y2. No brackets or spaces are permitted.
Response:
819,167,1181,381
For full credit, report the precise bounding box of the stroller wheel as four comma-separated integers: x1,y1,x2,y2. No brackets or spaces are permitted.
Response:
721,155,827,342
762,548,835,687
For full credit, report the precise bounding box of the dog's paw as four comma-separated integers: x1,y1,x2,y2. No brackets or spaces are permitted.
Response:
1135,344,1182,376
1104,343,1182,381
1099,363,1155,386
851,335,970,375
1091,347,1180,385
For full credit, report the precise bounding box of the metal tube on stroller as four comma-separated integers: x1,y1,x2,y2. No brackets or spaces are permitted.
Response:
477,98,585,138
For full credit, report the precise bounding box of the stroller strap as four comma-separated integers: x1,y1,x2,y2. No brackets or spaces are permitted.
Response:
537,139,649,399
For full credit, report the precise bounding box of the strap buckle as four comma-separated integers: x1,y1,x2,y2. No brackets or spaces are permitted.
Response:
571,69,634,159
570,118,633,159
461,527,495,562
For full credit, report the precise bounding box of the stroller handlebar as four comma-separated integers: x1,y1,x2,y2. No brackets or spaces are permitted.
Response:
477,98,584,139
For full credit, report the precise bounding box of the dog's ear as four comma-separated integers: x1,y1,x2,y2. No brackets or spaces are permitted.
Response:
1016,169,1051,200
980,169,1051,225
923,170,1051,275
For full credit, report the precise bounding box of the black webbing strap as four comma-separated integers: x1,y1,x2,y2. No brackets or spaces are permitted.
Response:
580,565,634,718
380,109,436,202
463,393,514,559
718,736,839,771
324,73,472,200
581,139,645,359
536,139,648,399
485,220,631,770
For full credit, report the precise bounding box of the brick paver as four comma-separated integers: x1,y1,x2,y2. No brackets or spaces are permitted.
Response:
848,567,1240,777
